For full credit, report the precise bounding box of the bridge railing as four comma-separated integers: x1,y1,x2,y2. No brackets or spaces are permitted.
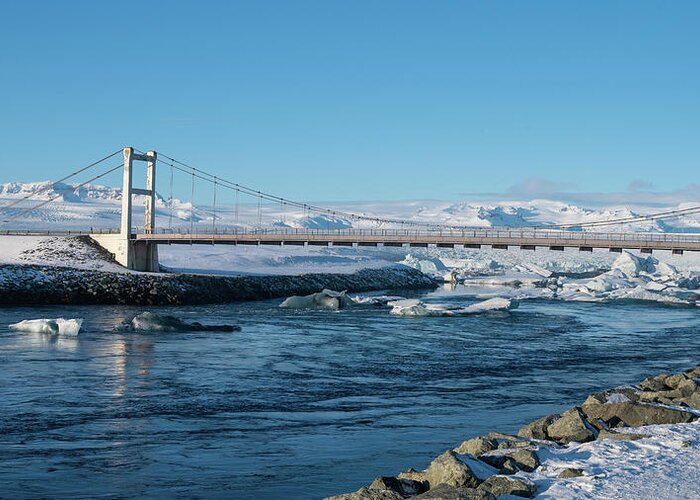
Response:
138,226,700,243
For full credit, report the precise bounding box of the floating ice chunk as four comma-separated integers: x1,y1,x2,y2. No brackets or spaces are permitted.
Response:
462,297,518,313
9,319,59,334
388,297,517,317
655,261,678,276
443,270,461,284
387,299,435,316
611,251,658,278
399,254,448,275
645,281,668,292
351,295,406,306
9,318,83,335
55,318,83,336
279,289,354,310
585,279,614,293
128,312,239,332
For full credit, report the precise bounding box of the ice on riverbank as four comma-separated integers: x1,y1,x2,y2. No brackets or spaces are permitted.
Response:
9,318,83,336
388,297,517,317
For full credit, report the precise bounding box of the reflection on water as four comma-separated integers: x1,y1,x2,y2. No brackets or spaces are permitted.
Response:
1,296,699,499
108,337,154,398
23,330,79,351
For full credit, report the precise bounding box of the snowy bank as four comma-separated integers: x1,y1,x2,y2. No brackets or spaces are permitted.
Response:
327,364,700,499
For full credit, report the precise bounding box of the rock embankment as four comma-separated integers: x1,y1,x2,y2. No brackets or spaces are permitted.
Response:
328,365,700,499
0,264,437,306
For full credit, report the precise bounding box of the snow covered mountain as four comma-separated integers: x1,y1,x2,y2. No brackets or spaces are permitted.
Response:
1,180,699,233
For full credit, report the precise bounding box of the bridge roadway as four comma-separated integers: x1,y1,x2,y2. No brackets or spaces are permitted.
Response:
132,228,700,253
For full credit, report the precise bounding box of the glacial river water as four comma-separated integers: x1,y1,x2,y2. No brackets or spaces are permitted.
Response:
1,287,700,499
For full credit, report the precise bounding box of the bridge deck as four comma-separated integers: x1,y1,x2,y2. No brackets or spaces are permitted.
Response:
132,229,700,252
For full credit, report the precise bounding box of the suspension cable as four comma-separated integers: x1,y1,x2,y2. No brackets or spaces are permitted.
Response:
0,149,122,213
0,163,123,226
155,152,700,231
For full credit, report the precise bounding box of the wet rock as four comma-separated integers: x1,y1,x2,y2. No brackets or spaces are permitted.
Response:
368,477,427,497
425,451,482,489
685,365,700,378
517,413,560,441
479,449,540,474
398,468,428,483
413,483,495,499
325,487,403,500
546,408,596,444
678,393,700,410
128,312,241,332
597,429,646,441
676,378,699,397
582,388,640,407
496,439,534,450
638,389,683,402
454,437,498,457
664,373,690,390
638,374,670,392
505,449,540,472
477,476,537,498
583,402,696,428
558,468,584,478
483,432,536,450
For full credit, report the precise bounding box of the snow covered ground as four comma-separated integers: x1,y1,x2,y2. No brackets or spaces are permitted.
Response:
536,420,700,499
0,235,126,272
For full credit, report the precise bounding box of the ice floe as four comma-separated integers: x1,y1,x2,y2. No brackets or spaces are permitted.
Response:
126,312,240,332
351,295,407,306
399,254,449,275
557,252,700,305
279,289,355,310
388,297,518,317
9,318,83,336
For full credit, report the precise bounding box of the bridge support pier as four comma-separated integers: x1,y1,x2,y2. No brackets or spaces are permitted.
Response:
90,147,160,272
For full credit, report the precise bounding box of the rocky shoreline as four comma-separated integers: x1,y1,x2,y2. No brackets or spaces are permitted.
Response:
0,264,438,306
328,364,700,499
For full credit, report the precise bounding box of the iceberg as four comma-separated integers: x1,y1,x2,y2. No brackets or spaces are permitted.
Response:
399,254,449,275
388,297,517,317
9,318,83,336
128,312,240,332
279,289,354,310
351,295,406,306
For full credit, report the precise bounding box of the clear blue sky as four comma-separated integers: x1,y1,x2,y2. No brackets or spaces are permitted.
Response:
1,1,698,202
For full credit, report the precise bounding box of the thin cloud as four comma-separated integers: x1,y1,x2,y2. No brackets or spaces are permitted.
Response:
505,177,576,197
627,179,655,192
459,181,700,208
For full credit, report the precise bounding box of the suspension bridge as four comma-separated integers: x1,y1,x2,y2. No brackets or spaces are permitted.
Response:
1,146,699,272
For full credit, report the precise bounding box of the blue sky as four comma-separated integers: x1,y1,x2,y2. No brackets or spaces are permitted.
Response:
0,1,698,203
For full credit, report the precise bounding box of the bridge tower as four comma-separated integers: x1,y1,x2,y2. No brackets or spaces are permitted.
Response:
91,147,160,272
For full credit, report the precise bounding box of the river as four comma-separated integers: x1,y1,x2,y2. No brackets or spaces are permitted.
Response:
1,287,699,499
